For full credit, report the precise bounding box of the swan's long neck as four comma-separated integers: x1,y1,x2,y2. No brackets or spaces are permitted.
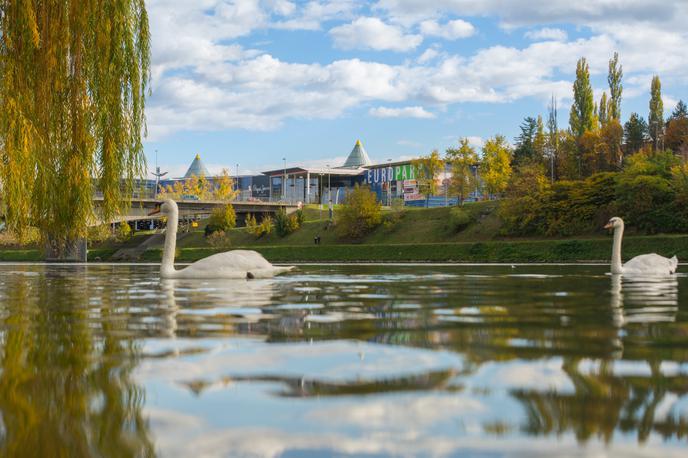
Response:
611,223,624,274
162,206,178,277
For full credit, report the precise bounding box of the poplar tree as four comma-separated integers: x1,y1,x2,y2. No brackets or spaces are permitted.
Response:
569,58,595,137
547,96,558,181
534,115,547,161
0,1,151,247
599,92,608,126
607,52,623,120
648,75,664,151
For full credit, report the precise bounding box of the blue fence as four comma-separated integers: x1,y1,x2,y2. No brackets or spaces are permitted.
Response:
404,196,460,208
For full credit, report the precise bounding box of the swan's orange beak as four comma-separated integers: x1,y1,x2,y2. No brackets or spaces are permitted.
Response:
148,205,161,216
604,222,613,229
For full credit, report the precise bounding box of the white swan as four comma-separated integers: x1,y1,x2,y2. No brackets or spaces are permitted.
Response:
150,199,294,279
604,217,678,275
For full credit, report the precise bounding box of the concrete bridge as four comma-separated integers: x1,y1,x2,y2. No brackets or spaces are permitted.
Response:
93,197,299,224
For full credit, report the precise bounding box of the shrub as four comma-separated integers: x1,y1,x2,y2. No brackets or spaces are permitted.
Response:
116,222,132,242
449,207,472,232
245,213,258,234
275,209,300,237
206,230,230,248
295,209,305,225
336,184,382,240
88,224,112,244
246,214,273,238
615,174,674,233
206,204,236,235
259,215,274,236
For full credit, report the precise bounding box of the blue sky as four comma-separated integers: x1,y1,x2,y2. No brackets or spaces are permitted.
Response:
144,0,688,177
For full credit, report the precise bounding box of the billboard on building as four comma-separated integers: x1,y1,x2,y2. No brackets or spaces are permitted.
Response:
365,163,424,202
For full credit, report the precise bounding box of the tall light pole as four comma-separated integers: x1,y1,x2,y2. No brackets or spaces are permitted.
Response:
326,164,332,220
318,172,324,213
387,158,392,206
151,150,167,198
235,163,239,196
282,157,287,202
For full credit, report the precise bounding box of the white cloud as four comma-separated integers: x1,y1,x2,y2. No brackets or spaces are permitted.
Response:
417,47,441,63
375,0,684,28
274,0,359,30
524,27,568,42
466,136,485,148
370,106,435,119
329,17,423,52
420,19,475,40
144,0,688,141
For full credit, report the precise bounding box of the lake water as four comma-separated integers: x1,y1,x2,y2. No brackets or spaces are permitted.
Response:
0,263,686,457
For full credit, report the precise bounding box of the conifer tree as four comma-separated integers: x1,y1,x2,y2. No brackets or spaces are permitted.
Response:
665,101,688,154
624,113,649,154
648,75,664,151
514,117,537,165
669,100,687,121
569,58,595,137
607,52,623,120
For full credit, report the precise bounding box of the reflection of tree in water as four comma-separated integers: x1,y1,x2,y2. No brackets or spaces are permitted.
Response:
513,358,688,443
511,276,688,444
275,271,688,444
0,266,155,457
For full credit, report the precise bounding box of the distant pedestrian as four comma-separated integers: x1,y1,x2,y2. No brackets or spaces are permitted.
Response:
314,235,321,245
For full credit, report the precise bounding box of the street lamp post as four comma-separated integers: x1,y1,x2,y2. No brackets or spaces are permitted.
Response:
327,164,332,221
282,157,287,202
151,149,167,199
318,172,324,218
235,163,239,197
387,158,392,207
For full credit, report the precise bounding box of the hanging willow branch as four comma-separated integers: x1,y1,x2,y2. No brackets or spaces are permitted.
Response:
0,0,150,242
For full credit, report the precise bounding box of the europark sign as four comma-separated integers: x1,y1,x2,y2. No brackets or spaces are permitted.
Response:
365,163,424,201
365,163,417,185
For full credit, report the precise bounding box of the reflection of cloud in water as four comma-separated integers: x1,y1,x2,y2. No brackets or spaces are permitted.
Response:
307,394,484,429
146,406,688,458
471,358,575,393
610,274,679,325
136,339,465,396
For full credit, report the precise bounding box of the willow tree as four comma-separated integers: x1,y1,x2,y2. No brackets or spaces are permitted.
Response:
0,1,150,248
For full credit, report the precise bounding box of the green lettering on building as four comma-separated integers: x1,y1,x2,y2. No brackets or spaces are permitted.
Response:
395,164,417,181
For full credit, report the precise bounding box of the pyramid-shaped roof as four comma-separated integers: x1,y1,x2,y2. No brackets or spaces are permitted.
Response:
184,154,210,178
341,140,372,168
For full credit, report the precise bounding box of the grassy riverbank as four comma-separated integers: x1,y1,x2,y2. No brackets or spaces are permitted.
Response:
138,235,688,263
1,202,686,263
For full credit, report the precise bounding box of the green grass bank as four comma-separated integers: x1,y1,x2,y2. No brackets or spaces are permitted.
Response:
138,235,688,264
1,202,686,263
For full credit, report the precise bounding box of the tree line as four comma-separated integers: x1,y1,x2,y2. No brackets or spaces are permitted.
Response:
414,53,688,206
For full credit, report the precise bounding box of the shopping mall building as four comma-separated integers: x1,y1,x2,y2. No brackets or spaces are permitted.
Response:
155,140,481,207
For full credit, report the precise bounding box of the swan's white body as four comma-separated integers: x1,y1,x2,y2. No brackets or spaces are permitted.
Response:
155,199,293,279
606,217,678,276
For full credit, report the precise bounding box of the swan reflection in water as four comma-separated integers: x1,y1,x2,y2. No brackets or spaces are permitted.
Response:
155,277,465,399
158,277,281,335
610,274,679,327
